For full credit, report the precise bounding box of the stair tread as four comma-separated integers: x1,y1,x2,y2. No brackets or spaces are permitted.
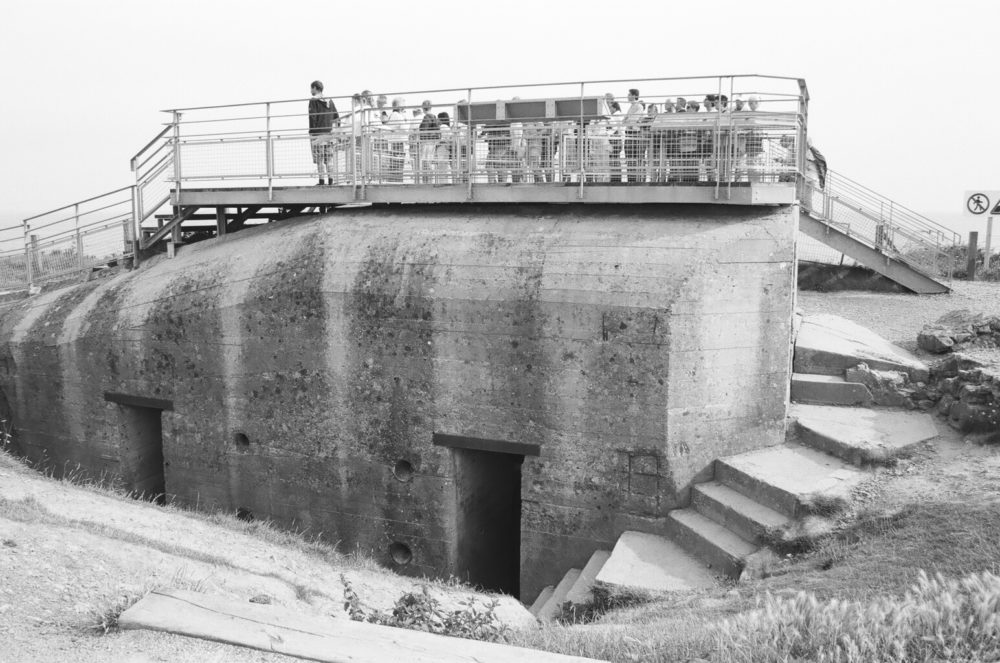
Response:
719,444,867,499
537,568,581,621
694,482,790,529
669,509,757,558
595,531,717,592
791,403,938,453
529,586,554,616
792,373,855,384
564,550,611,605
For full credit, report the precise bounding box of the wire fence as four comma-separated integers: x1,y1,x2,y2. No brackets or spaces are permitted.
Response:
0,187,136,292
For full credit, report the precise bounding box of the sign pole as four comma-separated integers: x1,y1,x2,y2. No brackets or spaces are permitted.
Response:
968,231,979,281
986,216,994,275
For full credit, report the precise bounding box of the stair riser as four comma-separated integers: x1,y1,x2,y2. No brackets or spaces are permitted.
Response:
664,514,744,578
794,422,868,466
691,489,773,544
714,461,801,519
791,379,873,407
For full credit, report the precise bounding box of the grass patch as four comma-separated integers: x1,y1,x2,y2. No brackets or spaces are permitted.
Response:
715,570,1000,662
556,585,652,625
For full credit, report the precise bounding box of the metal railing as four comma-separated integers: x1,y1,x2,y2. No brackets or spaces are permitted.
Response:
800,170,961,279
0,187,137,292
163,75,808,199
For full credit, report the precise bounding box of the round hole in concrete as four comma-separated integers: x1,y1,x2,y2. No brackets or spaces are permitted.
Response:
233,432,250,448
393,459,414,482
389,542,412,565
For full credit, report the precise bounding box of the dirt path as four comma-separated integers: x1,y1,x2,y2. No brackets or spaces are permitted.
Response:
798,281,1000,351
0,456,532,662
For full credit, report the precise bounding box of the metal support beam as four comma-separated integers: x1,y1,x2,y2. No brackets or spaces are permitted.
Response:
140,206,198,250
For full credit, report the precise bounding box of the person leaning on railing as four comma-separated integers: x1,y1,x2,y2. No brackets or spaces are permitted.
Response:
435,112,453,184
308,80,340,186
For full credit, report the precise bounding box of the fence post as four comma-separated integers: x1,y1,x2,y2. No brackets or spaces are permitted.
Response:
23,221,33,289
75,203,84,272
131,185,141,267
266,102,273,202
967,231,979,281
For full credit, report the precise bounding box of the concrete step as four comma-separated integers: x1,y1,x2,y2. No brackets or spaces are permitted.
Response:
691,481,791,544
791,373,873,406
536,568,581,622
715,444,867,519
595,531,717,593
793,312,929,381
564,550,612,605
528,585,554,617
665,509,757,578
791,403,939,466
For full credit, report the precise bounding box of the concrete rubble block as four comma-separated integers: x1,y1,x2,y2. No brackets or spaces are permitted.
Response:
794,313,929,381
715,444,868,518
536,568,581,622
563,550,612,606
843,363,914,407
791,372,874,407
918,310,1000,354
118,589,604,662
790,403,937,466
594,531,718,593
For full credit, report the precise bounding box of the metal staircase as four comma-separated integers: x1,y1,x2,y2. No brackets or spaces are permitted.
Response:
799,171,959,294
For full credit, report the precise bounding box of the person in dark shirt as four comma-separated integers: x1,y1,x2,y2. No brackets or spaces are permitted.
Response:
308,80,339,185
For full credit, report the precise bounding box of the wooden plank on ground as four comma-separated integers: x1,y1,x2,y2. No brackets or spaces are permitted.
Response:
118,589,606,663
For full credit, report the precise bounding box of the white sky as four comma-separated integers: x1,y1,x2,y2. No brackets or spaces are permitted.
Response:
1,0,997,236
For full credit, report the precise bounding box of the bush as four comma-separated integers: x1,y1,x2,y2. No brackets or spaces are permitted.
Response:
714,570,1000,662
340,574,509,643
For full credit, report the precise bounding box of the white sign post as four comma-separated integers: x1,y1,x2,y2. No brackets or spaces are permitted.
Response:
965,191,1000,272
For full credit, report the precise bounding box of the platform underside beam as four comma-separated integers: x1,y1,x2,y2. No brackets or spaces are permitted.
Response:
172,182,796,208
798,211,949,294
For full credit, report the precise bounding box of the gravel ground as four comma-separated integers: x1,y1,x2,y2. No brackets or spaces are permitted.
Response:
797,281,1000,353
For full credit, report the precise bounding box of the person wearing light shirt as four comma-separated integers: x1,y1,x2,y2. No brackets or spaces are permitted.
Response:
385,98,408,183
622,88,645,183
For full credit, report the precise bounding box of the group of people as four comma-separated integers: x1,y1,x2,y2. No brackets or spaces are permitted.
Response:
307,81,799,186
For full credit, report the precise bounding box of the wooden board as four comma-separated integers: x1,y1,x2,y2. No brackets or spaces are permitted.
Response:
118,589,606,663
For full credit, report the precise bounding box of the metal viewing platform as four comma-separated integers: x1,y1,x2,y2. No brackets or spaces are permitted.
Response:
6,74,961,293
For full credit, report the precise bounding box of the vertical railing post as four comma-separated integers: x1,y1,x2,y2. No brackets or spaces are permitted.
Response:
466,89,474,200
266,102,273,202
130,185,141,267
351,96,358,198
23,221,33,289
74,203,84,272
171,111,182,199
578,81,585,199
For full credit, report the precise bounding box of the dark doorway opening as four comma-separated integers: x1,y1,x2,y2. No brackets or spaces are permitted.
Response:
452,447,524,598
118,404,166,504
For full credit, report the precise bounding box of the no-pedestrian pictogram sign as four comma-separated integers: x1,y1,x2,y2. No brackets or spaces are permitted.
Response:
968,193,989,214
965,191,1000,217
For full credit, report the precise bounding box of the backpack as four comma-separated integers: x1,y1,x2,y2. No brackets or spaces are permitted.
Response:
419,112,441,140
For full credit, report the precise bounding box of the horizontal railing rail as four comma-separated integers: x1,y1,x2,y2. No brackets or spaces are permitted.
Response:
3,186,137,291
800,169,961,280
158,74,808,200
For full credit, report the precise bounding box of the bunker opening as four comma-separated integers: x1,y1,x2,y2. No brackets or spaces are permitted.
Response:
105,393,172,505
436,434,539,599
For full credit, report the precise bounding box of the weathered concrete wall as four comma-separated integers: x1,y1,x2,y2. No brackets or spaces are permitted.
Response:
0,203,796,600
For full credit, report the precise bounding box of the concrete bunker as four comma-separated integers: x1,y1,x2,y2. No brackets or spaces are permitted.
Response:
0,203,796,600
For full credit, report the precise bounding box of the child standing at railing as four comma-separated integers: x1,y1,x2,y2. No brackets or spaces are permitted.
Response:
308,81,339,186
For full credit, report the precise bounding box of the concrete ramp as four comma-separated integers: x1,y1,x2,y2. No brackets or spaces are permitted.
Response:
119,589,604,662
794,313,929,380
